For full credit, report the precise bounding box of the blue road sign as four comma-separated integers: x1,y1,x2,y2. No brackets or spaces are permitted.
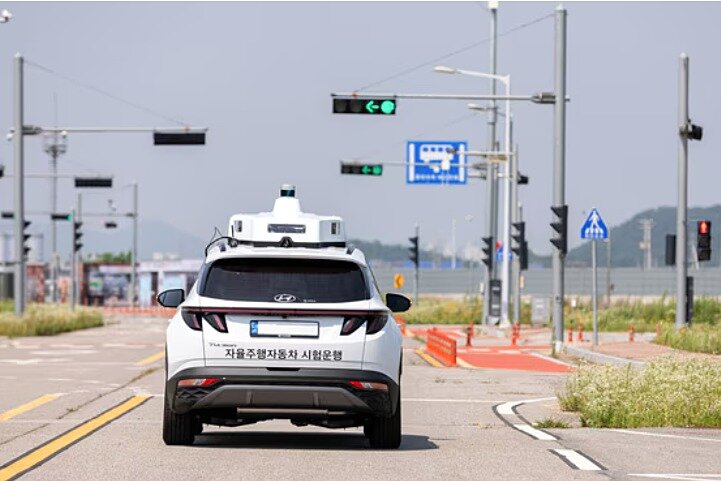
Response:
495,244,512,261
580,208,609,240
406,141,467,184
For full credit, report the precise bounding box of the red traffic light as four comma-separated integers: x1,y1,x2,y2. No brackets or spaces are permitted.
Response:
698,220,710,235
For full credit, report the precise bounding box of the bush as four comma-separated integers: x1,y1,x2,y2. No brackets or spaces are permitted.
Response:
402,297,482,325
559,358,721,428
656,324,721,354
0,304,104,338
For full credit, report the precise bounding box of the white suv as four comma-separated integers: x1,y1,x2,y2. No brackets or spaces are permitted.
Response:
158,186,410,448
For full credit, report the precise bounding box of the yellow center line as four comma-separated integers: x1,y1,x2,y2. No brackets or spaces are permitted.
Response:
135,350,165,366
414,348,444,368
0,395,150,481
0,394,62,422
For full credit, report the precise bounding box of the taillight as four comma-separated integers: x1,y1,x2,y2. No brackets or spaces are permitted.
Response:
365,314,388,335
177,377,220,388
341,316,365,335
181,310,202,331
348,380,388,391
340,313,389,336
203,312,228,333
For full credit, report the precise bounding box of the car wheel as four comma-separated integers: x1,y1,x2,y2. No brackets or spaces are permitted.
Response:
162,390,195,446
365,387,401,449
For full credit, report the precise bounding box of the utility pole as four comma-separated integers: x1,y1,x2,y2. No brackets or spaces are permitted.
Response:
511,142,521,324
484,0,499,325
675,53,689,330
130,181,138,308
43,117,67,303
451,217,457,269
13,53,25,316
552,6,567,349
639,218,654,270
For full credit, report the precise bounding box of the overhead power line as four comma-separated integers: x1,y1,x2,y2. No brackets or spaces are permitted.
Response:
355,12,554,92
25,58,188,127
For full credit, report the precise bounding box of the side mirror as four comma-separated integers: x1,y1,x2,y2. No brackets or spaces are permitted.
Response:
157,288,185,308
386,293,411,313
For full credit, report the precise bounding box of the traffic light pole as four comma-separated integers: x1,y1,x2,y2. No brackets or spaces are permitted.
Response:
414,224,419,304
485,2,499,326
13,54,25,316
675,54,689,330
130,181,138,309
510,141,520,324
552,6,567,350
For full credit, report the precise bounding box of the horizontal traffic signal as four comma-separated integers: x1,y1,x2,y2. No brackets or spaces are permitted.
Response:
105,221,118,229
51,213,72,221
340,163,383,176
75,177,113,188
153,132,206,145
333,97,396,115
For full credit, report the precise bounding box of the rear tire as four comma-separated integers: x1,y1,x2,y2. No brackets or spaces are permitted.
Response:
365,388,401,449
163,392,195,446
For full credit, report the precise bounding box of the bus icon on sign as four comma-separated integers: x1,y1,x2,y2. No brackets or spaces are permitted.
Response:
406,141,467,185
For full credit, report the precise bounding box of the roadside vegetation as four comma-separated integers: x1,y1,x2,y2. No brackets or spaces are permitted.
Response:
0,304,104,337
534,417,569,429
559,358,721,428
655,323,721,355
401,297,483,324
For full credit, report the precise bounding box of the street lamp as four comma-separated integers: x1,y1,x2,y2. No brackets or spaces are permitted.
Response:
435,65,513,326
0,9,13,23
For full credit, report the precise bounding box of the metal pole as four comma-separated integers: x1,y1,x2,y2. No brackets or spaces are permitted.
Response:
500,79,512,325
451,217,456,270
483,1,498,325
511,141,520,325
675,53,689,330
414,223,419,305
552,6,567,349
131,181,138,308
70,207,76,310
13,53,25,316
592,238,598,346
50,144,58,302
605,232,612,307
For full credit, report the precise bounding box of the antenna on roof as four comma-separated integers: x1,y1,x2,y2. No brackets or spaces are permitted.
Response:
280,184,296,198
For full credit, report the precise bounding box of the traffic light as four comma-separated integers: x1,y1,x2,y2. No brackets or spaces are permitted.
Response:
340,162,383,176
517,174,529,185
550,204,568,255
512,222,528,271
481,236,494,271
697,220,711,262
73,221,83,253
22,220,30,259
105,221,118,229
153,131,206,145
74,177,113,188
665,234,676,266
332,97,397,115
408,236,419,267
50,213,72,221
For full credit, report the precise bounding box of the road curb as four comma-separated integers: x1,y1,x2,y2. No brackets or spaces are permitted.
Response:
564,345,645,367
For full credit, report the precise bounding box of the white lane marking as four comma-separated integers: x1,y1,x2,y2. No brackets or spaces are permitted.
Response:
49,343,94,349
514,423,557,441
553,449,603,471
31,350,98,356
526,350,574,367
403,398,504,404
611,429,721,444
0,358,70,365
630,475,721,481
496,397,556,416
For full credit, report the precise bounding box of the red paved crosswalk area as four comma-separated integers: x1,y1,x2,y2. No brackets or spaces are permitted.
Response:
457,346,571,373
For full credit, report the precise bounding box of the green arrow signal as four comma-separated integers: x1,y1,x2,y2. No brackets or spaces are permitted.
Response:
365,100,379,113
361,165,371,174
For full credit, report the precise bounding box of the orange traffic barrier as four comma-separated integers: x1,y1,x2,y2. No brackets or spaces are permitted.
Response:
395,316,407,336
629,323,635,342
466,321,474,347
511,322,521,346
577,323,584,342
426,328,457,367
567,323,574,343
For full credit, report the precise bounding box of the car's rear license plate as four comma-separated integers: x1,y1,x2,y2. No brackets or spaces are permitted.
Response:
250,320,319,338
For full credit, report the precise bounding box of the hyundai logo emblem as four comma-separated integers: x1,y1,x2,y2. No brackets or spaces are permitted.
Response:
273,293,297,303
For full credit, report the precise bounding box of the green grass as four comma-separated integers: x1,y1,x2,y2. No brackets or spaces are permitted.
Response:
401,297,483,325
0,304,104,338
559,358,721,428
655,324,721,354
534,418,569,429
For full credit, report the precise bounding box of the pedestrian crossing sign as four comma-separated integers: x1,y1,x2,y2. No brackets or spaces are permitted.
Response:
580,208,608,240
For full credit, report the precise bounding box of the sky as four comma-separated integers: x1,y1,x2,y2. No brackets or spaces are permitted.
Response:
0,1,720,260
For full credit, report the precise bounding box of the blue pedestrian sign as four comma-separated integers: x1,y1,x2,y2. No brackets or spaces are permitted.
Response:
580,208,609,240
495,243,512,261
406,141,467,184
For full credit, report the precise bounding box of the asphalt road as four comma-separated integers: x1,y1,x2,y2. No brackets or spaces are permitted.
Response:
1,314,720,481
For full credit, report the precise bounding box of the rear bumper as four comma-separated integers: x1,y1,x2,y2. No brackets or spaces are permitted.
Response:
167,367,399,417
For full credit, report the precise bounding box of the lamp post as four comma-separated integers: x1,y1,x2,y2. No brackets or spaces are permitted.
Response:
434,66,512,325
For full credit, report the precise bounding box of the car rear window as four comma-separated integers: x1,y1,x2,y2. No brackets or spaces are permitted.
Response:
201,258,369,303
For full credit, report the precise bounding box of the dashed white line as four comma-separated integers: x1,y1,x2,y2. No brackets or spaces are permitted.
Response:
552,449,604,471
611,429,721,443
514,423,557,441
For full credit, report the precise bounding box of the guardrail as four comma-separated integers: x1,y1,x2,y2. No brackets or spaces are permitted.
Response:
426,328,457,367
